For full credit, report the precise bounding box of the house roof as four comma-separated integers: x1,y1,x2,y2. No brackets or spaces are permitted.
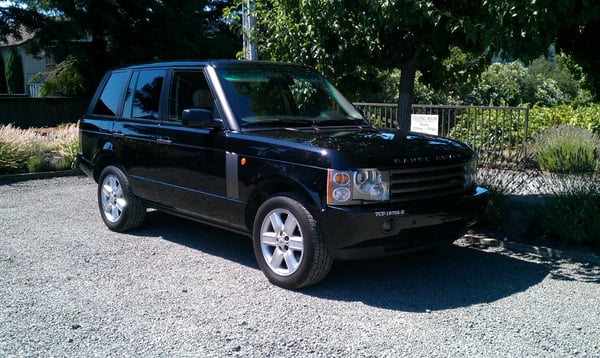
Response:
0,26,35,47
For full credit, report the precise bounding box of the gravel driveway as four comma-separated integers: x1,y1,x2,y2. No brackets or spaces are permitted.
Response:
1,176,599,357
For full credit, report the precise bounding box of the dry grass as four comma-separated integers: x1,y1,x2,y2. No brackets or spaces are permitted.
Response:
0,124,78,174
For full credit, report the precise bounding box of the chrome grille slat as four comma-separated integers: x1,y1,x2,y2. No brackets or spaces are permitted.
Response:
393,171,462,184
392,181,463,194
392,162,465,173
390,162,468,202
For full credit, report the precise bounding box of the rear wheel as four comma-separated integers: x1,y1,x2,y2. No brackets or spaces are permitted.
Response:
253,194,333,289
97,165,146,232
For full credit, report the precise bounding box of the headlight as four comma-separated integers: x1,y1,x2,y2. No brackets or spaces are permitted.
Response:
327,169,390,205
464,159,477,188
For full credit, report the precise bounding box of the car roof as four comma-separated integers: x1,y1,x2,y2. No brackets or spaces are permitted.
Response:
115,60,310,71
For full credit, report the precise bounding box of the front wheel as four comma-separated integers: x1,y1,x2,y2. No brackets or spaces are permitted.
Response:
97,165,146,232
253,194,333,289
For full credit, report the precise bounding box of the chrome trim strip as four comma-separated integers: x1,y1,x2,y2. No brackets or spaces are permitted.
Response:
128,175,243,203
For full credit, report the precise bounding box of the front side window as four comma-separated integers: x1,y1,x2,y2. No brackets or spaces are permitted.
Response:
122,69,166,120
92,71,128,116
168,70,214,122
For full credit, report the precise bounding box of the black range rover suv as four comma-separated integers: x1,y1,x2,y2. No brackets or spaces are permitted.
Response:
78,60,488,289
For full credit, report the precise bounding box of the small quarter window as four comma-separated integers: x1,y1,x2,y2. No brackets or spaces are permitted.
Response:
92,71,128,116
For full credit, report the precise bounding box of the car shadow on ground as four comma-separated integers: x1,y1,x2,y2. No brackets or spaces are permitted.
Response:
133,211,597,312
132,210,258,268
307,247,547,312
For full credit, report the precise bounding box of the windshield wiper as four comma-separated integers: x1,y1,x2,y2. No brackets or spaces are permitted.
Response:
313,117,368,127
242,118,316,129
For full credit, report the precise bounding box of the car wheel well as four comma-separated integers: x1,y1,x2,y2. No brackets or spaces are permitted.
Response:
92,154,120,182
245,181,314,233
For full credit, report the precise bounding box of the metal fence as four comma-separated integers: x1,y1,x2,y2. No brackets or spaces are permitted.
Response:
353,103,529,164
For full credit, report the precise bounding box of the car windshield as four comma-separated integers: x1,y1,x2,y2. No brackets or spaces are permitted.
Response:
215,65,367,129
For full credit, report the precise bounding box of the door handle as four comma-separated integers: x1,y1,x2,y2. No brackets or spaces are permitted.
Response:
157,137,172,145
112,131,124,138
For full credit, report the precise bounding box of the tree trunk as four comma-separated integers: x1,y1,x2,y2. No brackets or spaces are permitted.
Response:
396,49,421,130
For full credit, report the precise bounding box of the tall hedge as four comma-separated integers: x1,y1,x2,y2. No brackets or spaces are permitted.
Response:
0,55,8,94
5,50,25,94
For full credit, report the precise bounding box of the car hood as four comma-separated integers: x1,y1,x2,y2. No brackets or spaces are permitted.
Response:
243,126,475,168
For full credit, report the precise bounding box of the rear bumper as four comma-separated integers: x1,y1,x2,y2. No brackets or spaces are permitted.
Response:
319,187,488,260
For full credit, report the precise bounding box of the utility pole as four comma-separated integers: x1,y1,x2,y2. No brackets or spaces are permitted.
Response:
242,0,258,60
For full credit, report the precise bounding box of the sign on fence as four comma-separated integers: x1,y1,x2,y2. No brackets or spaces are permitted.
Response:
410,114,439,135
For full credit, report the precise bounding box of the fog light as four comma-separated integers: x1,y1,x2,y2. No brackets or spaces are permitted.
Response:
382,218,395,233
332,187,351,202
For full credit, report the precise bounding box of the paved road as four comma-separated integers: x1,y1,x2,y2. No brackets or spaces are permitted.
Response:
1,176,599,357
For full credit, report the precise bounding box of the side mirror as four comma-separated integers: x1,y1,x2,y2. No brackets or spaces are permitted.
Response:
181,109,219,128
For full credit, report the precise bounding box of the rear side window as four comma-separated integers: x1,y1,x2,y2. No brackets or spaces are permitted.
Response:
122,69,167,120
92,71,128,116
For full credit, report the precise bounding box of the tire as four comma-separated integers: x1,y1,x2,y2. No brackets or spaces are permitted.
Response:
97,165,146,232
252,194,333,289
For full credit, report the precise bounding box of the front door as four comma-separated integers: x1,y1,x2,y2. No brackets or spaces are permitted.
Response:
153,69,231,225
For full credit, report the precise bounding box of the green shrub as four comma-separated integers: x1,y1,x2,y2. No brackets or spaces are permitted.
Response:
0,124,78,174
26,156,43,173
0,142,22,173
529,125,600,173
464,55,590,108
54,134,79,170
38,55,86,97
528,104,600,137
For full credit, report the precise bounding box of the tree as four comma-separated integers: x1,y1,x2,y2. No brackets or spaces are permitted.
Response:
38,55,86,97
0,55,7,94
0,0,239,94
5,50,24,94
491,1,600,99
244,1,512,128
556,19,600,99
239,0,599,129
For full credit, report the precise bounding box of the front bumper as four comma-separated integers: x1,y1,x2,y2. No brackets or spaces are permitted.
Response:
319,187,488,260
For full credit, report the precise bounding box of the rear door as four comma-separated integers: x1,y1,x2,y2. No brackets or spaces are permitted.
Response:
113,68,166,202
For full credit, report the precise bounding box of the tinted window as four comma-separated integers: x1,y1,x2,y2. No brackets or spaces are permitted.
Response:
168,70,214,122
92,71,128,116
123,69,166,120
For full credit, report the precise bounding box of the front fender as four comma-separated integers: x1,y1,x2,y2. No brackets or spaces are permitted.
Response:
242,162,327,231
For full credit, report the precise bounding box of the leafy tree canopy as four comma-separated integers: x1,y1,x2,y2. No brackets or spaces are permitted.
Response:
1,0,239,93
235,0,599,128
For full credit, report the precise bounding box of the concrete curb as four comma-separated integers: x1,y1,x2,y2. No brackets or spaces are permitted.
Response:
0,169,82,185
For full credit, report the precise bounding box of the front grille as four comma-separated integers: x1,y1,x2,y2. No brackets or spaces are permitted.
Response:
390,162,468,202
